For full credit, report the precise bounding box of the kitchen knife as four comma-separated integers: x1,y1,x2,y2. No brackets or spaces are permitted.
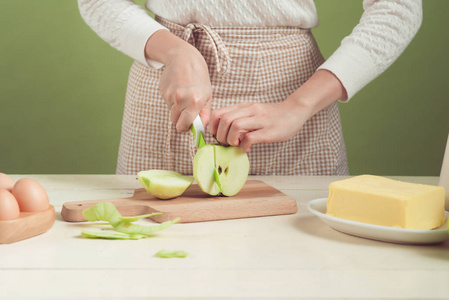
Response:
190,115,206,148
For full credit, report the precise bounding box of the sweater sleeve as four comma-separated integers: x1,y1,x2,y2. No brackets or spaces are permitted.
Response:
317,0,423,101
78,0,168,69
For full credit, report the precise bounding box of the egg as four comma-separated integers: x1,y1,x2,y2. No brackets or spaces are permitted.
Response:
12,178,49,212
0,189,20,220
0,173,15,191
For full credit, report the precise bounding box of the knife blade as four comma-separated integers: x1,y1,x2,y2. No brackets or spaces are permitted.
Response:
190,115,206,148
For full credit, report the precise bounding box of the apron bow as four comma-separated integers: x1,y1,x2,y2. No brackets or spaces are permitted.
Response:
181,23,230,75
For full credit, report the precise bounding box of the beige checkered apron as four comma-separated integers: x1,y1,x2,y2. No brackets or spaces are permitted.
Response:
117,16,349,176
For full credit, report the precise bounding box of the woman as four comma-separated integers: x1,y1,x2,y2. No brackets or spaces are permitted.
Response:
78,0,422,175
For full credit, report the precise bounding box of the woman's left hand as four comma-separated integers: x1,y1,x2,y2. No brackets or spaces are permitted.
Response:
208,70,348,152
208,99,312,152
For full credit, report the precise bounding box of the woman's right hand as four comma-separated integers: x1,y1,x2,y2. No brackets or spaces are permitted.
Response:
145,29,212,132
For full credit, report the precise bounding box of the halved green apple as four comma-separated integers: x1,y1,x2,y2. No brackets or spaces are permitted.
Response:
137,170,194,200
193,145,249,196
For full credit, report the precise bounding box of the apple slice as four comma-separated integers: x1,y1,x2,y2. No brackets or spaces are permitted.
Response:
137,170,194,200
193,145,249,196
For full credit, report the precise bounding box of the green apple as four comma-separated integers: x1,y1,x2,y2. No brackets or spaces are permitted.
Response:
193,144,249,196
138,170,194,200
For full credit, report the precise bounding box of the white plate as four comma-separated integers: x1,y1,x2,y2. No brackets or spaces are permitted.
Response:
307,198,449,244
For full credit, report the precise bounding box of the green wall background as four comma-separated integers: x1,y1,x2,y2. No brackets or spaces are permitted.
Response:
0,1,448,175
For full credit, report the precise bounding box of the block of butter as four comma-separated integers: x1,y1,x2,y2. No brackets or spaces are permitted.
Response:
326,175,445,229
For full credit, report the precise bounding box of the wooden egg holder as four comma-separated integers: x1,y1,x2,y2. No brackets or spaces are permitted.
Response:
0,205,55,244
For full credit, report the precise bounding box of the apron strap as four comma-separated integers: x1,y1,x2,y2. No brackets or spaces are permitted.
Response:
182,23,230,75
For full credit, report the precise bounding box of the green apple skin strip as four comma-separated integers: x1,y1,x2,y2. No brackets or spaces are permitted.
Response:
214,166,223,192
119,212,162,223
82,201,122,227
81,231,147,240
155,250,189,258
115,218,180,235
197,132,206,148
81,202,180,239
83,202,162,224
190,115,206,148
213,145,223,192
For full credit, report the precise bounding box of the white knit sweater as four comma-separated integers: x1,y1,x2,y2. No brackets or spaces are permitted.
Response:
78,0,422,99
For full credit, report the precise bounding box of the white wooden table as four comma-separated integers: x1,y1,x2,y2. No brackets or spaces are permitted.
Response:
1,175,448,299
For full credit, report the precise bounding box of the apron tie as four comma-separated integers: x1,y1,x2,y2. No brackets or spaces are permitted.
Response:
182,23,230,75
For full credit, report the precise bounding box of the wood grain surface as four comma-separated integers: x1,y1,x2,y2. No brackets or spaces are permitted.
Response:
61,180,298,223
0,205,55,244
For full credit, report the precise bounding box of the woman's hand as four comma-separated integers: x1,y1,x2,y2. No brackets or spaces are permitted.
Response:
208,100,312,152
159,46,212,132
145,30,212,132
208,70,348,152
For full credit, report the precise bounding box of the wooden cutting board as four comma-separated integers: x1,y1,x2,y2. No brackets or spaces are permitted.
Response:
61,180,297,223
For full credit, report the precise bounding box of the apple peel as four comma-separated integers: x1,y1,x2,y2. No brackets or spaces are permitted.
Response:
213,167,223,191
81,202,180,239
155,249,189,258
81,230,148,240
